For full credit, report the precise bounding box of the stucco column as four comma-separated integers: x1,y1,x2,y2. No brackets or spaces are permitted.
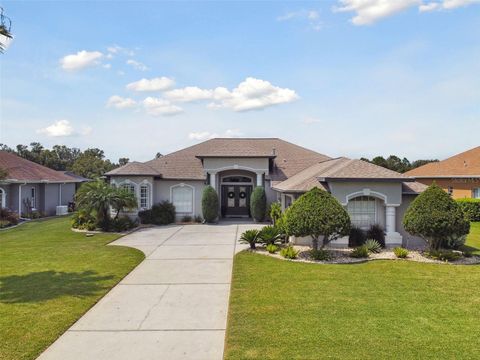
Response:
256,172,264,187
209,171,217,191
386,205,396,233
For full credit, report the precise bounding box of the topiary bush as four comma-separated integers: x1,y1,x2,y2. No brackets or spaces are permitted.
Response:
250,186,267,222
456,198,480,221
366,224,385,248
202,186,219,223
284,187,351,249
403,183,470,250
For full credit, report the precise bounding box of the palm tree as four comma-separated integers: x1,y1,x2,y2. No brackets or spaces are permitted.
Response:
76,180,137,230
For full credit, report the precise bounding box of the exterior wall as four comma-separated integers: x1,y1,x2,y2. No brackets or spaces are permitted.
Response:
203,157,269,174
7,184,19,212
42,183,76,216
329,182,403,206
414,178,480,199
397,194,427,249
154,180,205,218
265,180,280,208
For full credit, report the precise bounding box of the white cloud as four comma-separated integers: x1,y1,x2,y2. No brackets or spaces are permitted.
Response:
164,86,214,102
37,120,84,137
209,77,299,112
188,129,243,141
143,97,183,116
126,59,149,71
106,95,137,109
126,77,175,92
107,45,135,56
60,50,103,71
103,63,112,69
334,0,479,24
277,9,322,30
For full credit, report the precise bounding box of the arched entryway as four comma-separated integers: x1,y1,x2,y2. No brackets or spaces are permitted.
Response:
219,171,254,218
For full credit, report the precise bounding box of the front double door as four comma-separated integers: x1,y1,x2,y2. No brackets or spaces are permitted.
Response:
221,185,252,217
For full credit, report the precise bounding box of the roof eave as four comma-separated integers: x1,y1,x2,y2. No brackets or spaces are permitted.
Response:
318,177,415,182
195,155,276,159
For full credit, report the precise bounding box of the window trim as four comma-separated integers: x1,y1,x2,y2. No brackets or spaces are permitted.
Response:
473,188,480,199
139,183,151,210
0,187,5,208
170,183,195,214
31,187,36,209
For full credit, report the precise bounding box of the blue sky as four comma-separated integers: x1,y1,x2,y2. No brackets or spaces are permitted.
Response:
1,1,479,162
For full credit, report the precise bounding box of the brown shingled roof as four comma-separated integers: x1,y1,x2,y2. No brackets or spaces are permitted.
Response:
142,138,331,181
273,158,413,192
105,161,160,176
405,146,480,177
0,151,82,183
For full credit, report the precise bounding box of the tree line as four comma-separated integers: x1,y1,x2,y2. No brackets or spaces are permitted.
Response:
0,143,130,179
360,155,438,173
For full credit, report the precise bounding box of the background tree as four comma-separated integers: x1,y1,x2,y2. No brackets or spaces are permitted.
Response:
403,183,470,250
71,148,116,179
362,155,438,173
118,158,129,166
285,187,351,249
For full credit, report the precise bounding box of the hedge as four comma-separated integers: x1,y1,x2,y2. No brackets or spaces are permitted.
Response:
456,198,480,221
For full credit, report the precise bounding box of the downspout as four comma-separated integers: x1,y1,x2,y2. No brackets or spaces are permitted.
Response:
58,183,63,205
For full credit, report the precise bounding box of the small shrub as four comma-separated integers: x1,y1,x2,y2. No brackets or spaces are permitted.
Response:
0,208,19,226
181,215,192,223
364,239,382,254
250,187,267,222
425,249,462,262
72,210,97,230
280,246,299,259
393,247,409,259
444,234,467,250
309,249,331,261
349,226,366,247
110,216,137,232
350,245,369,258
462,250,473,258
266,244,279,254
150,201,176,225
194,215,203,223
366,224,385,248
269,201,282,225
138,209,153,224
456,198,480,221
239,229,260,250
202,186,219,223
258,225,282,245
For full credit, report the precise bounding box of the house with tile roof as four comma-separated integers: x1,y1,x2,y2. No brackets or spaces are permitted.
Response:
0,151,86,216
106,138,427,248
405,146,480,199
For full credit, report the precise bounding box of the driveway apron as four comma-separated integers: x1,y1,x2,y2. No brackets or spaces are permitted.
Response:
37,223,260,360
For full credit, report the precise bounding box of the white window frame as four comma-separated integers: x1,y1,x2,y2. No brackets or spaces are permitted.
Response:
31,187,36,209
0,187,5,208
139,182,152,210
473,188,480,199
116,180,138,211
347,196,377,229
170,183,195,214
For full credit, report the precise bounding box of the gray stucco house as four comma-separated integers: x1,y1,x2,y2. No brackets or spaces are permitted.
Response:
105,138,427,248
0,151,85,216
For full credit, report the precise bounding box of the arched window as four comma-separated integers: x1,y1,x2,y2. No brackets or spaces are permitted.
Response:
222,176,252,183
0,187,5,208
121,183,136,194
140,183,150,209
347,196,376,228
171,184,194,213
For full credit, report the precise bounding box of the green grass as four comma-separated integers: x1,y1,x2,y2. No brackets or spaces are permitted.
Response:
0,217,144,360
465,222,480,254
225,252,480,359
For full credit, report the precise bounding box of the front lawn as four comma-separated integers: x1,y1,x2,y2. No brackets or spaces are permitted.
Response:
465,222,480,254
0,217,144,360
225,252,480,359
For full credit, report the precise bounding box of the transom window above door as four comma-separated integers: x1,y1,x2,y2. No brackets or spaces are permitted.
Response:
347,196,376,228
222,176,252,183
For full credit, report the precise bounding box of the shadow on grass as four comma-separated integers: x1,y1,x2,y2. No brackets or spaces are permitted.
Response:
0,270,114,303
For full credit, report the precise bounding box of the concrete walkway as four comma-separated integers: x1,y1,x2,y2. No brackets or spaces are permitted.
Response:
38,223,262,360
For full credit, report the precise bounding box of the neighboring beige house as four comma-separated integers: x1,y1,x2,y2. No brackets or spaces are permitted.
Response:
405,146,480,199
0,151,86,216
106,138,427,248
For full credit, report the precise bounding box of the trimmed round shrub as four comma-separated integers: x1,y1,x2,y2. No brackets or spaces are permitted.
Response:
202,186,219,223
284,187,351,249
403,183,470,250
250,186,267,222
146,201,176,225
456,198,480,221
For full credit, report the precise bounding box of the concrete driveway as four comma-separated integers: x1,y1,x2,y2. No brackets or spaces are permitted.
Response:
37,223,262,360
